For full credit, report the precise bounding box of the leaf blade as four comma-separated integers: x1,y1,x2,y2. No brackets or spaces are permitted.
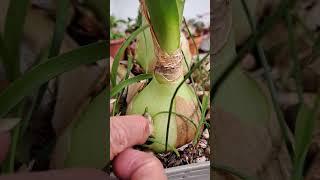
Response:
293,93,320,180
111,25,149,86
111,74,152,98
0,41,107,118
3,0,30,80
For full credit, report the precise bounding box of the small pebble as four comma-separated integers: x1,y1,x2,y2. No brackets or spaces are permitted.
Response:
198,139,207,149
185,155,189,162
195,156,207,163
202,129,209,139
205,147,210,155
196,91,204,96
198,148,204,156
178,142,191,151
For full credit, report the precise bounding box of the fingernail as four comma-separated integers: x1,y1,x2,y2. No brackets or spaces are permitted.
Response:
143,113,153,136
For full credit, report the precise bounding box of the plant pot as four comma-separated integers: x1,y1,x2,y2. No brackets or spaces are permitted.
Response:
188,36,203,56
110,38,125,59
110,161,210,180
165,161,210,180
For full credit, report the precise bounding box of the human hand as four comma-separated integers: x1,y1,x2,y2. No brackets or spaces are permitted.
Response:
110,115,167,180
0,115,166,180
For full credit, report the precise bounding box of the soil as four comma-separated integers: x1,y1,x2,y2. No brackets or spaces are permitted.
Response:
155,126,210,168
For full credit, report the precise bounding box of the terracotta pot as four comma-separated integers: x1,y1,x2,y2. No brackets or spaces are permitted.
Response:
110,38,125,59
188,36,203,56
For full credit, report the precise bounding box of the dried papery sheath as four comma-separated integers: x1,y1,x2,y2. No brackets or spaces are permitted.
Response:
154,48,183,82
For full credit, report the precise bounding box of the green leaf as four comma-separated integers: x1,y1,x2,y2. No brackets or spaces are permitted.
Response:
153,111,197,129
25,0,70,135
194,94,209,144
293,97,320,180
240,0,294,157
3,0,30,81
285,8,303,104
143,137,180,157
0,34,6,64
145,0,181,53
19,47,50,137
111,25,149,86
0,41,107,118
25,0,70,137
212,163,254,180
63,89,107,168
49,0,70,57
135,18,155,73
176,0,185,28
214,32,270,124
111,74,152,98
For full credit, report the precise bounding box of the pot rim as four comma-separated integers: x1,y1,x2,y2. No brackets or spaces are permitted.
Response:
109,161,210,180
165,161,210,173
110,38,125,44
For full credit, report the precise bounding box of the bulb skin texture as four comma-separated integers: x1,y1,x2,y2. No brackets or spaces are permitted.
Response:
127,77,200,152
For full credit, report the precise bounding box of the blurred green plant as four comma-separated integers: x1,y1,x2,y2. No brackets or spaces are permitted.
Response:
110,15,126,40
0,0,107,173
212,0,320,179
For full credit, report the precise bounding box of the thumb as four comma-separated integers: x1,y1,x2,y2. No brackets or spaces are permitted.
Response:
113,148,167,180
110,115,151,160
0,132,11,164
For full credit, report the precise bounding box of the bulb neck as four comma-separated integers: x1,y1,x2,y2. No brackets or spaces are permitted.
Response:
154,48,183,84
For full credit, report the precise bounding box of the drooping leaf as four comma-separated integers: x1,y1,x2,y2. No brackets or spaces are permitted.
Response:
3,0,30,80
0,41,107,118
111,25,149,86
63,89,107,168
293,98,319,180
111,74,152,98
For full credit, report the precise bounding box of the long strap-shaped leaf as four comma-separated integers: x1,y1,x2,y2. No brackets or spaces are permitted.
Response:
110,74,152,98
24,0,72,135
0,34,7,65
111,25,149,86
49,0,70,57
293,92,320,180
3,0,30,81
240,0,294,157
211,164,254,180
0,41,107,118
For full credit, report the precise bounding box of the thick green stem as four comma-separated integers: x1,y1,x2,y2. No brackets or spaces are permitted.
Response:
143,0,185,83
145,0,183,54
